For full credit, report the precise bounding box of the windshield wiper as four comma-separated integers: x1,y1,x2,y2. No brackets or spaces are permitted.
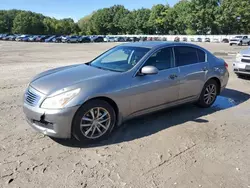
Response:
91,65,123,72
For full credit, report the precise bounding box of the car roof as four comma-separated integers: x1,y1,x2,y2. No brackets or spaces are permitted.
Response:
119,41,204,49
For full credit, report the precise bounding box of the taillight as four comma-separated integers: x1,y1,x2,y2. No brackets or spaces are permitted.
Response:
224,62,228,68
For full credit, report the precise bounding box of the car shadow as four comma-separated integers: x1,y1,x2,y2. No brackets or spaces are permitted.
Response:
52,88,250,148
238,75,250,80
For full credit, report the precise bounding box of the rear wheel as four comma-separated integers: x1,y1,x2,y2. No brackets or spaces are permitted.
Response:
196,79,218,108
72,100,116,143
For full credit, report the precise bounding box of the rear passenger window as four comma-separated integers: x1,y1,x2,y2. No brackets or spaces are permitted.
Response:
174,46,206,66
197,49,206,62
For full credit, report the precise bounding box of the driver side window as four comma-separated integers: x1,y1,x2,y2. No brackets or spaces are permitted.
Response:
143,47,174,70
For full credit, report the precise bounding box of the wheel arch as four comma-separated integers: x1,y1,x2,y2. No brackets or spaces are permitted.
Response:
206,77,221,94
76,96,121,125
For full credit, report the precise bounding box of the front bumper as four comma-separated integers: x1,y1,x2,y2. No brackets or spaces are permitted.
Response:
233,61,250,75
229,41,240,45
23,103,80,138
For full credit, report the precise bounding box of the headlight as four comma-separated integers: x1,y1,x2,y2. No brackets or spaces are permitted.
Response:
236,53,242,62
41,88,81,109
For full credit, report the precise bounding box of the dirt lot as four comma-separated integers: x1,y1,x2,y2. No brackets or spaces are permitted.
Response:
0,41,249,188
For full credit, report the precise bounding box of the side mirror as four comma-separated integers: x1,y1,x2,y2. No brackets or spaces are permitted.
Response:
139,66,159,75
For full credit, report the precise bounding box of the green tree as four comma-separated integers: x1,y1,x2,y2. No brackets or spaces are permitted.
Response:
120,11,136,34
78,14,93,35
188,0,220,34
12,11,44,34
111,5,129,34
148,4,167,34
218,0,250,34
134,8,151,34
168,1,191,34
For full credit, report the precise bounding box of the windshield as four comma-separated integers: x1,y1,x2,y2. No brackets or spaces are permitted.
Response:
90,46,150,72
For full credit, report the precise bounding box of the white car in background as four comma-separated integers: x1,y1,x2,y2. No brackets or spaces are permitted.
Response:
233,48,250,77
229,36,250,46
104,37,116,42
212,38,220,43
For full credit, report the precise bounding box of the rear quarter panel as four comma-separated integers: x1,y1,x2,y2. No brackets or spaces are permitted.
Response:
207,54,229,90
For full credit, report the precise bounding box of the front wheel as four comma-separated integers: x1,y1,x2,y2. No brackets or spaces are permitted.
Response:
72,100,116,143
196,79,218,108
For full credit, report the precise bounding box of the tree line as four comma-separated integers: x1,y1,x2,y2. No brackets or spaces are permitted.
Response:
1,0,250,36
0,10,79,35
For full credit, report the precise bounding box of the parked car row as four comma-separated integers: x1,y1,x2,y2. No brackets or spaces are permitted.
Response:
1,34,249,45
0,34,147,43
0,34,106,43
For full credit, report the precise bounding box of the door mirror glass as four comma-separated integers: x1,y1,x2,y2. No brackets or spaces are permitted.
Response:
140,66,159,75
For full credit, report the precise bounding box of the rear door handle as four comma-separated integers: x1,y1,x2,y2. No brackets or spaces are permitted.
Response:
169,74,178,80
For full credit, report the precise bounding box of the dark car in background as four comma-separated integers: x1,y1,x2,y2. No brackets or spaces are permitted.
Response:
162,37,167,41
22,35,31,42
132,37,140,42
52,36,63,43
125,37,133,42
182,37,187,42
117,37,125,42
197,38,202,42
0,34,10,40
139,37,147,42
147,37,153,41
79,36,91,43
91,36,104,42
2,35,11,40
221,38,229,43
45,35,58,42
7,35,18,41
174,37,180,42
205,38,211,42
36,35,50,42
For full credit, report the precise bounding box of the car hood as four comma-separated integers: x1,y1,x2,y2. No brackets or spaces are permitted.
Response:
30,64,117,95
240,48,250,55
231,38,241,41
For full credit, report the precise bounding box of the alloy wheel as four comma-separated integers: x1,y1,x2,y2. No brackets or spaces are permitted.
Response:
204,84,217,105
80,107,111,139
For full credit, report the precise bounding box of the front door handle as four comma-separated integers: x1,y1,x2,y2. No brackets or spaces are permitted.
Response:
202,67,208,71
169,74,178,80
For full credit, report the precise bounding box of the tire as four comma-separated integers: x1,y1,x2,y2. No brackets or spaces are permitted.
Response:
196,79,218,108
248,42,250,46
230,43,232,46
237,74,242,78
238,41,242,46
72,99,116,143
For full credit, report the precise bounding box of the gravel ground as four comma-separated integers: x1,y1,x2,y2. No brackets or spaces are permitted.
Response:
0,41,249,188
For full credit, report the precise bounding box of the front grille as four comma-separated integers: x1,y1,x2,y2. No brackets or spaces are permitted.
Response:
239,69,250,72
243,55,250,58
241,59,250,63
25,88,41,106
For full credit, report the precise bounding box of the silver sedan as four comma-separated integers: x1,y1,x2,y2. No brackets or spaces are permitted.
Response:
23,42,229,143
